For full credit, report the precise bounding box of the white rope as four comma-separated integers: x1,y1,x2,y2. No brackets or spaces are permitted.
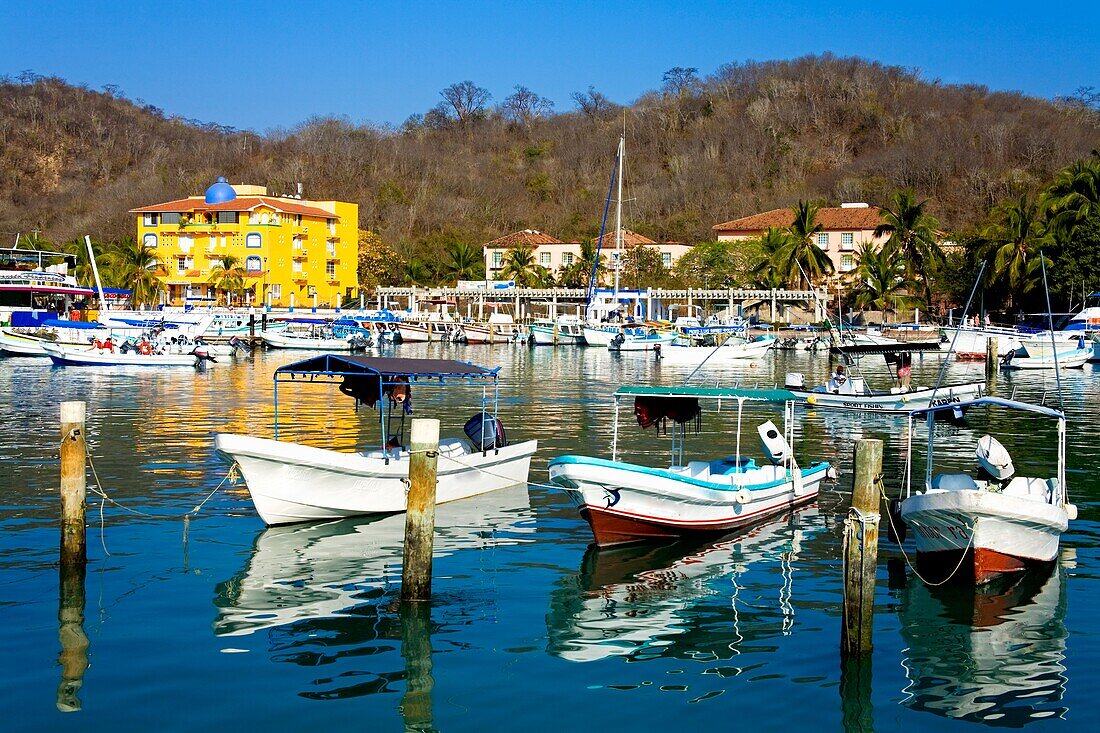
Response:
877,475,975,586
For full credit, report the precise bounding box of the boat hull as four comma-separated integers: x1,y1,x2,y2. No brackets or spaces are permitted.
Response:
42,343,199,367
530,324,585,345
657,338,774,363
548,455,829,546
215,433,538,525
261,332,366,350
899,489,1068,584
796,382,985,412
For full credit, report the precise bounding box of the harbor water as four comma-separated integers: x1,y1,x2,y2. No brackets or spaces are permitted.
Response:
1,346,1098,731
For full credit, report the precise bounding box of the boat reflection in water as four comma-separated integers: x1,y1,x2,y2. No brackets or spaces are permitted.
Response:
212,485,533,702
898,559,1069,725
547,507,821,664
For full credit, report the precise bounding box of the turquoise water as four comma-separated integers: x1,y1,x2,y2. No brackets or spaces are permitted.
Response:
1,346,1098,731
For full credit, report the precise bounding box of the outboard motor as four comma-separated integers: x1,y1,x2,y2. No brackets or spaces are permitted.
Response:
610,332,625,351
464,412,507,452
192,345,217,367
976,435,1014,482
784,372,805,389
758,420,791,465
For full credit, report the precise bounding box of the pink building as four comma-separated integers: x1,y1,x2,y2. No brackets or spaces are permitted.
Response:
483,228,692,282
712,203,888,275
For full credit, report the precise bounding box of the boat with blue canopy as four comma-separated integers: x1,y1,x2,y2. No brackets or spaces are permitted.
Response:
214,355,537,525
548,384,832,546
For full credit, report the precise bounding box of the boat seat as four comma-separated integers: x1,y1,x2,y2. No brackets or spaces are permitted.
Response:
930,473,979,491
711,456,758,475
1001,476,1054,502
438,438,470,457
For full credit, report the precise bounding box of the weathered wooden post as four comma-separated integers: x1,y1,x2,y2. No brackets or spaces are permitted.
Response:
399,602,435,730
261,312,268,332
248,313,256,339
401,418,440,602
60,401,87,568
842,438,882,657
57,400,89,712
985,337,999,377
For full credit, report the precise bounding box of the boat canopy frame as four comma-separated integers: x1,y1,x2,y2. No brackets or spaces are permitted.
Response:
272,355,502,462
903,396,1068,506
611,385,803,476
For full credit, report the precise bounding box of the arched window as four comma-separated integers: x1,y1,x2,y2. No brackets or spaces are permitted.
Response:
245,255,262,272
245,233,261,249
143,233,157,248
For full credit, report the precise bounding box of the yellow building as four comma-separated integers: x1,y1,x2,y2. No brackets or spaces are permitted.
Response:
131,178,358,307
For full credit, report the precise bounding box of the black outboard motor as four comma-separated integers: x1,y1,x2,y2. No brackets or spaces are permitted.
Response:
464,412,507,451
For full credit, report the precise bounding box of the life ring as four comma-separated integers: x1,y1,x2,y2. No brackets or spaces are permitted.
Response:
139,342,152,356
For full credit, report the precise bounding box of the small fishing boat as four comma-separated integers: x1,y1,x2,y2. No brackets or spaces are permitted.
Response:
214,355,538,526
260,329,370,351
657,334,776,363
463,312,524,344
41,341,201,367
548,385,832,546
530,315,585,345
893,397,1076,585
396,320,464,343
585,324,675,351
784,369,985,413
1002,343,1091,370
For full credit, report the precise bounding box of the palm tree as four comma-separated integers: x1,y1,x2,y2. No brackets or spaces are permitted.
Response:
851,242,912,314
981,195,1051,308
107,237,162,308
499,246,550,288
750,227,791,288
559,238,604,289
775,200,834,286
1043,157,1100,237
874,189,943,304
441,241,484,282
59,237,105,287
403,258,433,286
208,254,246,305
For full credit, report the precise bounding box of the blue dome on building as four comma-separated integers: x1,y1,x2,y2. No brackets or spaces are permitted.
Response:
204,177,237,204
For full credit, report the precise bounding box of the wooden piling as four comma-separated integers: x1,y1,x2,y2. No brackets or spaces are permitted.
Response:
59,401,87,568
261,312,268,332
842,438,882,658
401,418,440,602
985,337,999,377
249,313,255,339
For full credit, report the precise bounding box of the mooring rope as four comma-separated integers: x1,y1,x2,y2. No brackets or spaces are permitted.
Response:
876,474,975,586
83,444,240,556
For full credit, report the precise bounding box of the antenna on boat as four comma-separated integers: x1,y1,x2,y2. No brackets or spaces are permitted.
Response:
1040,250,1065,412
931,260,986,396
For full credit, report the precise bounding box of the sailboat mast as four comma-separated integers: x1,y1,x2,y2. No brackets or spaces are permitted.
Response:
614,134,624,300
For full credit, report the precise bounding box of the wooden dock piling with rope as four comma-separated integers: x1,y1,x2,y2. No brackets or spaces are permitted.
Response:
842,438,882,657
401,418,440,602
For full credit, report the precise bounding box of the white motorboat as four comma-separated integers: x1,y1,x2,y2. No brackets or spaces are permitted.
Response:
260,329,369,351
42,341,201,367
396,320,463,343
0,320,144,357
1000,345,1090,370
214,355,538,526
656,335,776,363
463,313,523,344
584,324,676,351
940,325,1025,360
548,385,832,546
530,316,585,345
784,369,985,413
894,397,1075,585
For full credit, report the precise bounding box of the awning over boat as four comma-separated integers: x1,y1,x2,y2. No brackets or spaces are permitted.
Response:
616,385,798,402
39,319,105,330
275,355,499,380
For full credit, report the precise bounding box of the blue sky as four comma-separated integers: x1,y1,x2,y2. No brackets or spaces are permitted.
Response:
2,1,1097,132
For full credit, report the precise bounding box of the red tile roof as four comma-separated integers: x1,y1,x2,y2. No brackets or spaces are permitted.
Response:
131,196,336,219
595,228,657,247
713,206,884,232
486,229,564,247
